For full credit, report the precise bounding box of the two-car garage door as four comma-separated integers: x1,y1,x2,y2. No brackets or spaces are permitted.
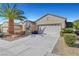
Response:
38,25,61,35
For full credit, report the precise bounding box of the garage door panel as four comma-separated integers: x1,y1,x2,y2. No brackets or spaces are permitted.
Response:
38,25,61,35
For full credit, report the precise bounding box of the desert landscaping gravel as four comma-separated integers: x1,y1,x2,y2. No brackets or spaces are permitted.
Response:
53,37,79,56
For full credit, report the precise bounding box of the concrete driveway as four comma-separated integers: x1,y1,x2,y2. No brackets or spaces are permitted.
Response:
0,33,60,56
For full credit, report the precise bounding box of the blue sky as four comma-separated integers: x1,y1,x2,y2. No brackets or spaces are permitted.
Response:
0,3,79,23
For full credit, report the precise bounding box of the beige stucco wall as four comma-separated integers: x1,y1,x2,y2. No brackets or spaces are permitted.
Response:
1,22,23,34
21,23,26,31
20,21,38,32
1,22,8,34
29,22,38,32
36,14,66,29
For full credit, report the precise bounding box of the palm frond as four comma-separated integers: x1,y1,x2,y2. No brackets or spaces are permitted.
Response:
0,4,26,20
16,16,26,20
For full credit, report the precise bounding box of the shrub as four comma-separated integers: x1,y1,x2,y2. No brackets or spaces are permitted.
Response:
73,20,79,28
66,22,73,28
61,28,74,33
64,34,77,47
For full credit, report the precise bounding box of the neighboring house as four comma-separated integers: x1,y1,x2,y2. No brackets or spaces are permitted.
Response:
1,22,23,35
35,13,67,34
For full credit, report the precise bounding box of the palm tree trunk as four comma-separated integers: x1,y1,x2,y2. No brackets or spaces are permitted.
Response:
8,19,14,34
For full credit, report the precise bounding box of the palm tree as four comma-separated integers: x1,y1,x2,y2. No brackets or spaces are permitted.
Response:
0,4,26,34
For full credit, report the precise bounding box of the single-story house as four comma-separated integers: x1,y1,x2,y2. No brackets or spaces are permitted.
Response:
35,13,67,34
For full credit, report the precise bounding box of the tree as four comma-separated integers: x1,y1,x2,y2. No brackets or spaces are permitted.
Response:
0,4,26,34
73,20,79,29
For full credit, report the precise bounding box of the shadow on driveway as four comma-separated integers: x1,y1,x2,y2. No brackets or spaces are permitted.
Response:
74,43,79,48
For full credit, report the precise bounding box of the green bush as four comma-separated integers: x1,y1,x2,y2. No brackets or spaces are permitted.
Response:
61,28,74,33
74,20,79,29
64,34,77,47
66,22,73,28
